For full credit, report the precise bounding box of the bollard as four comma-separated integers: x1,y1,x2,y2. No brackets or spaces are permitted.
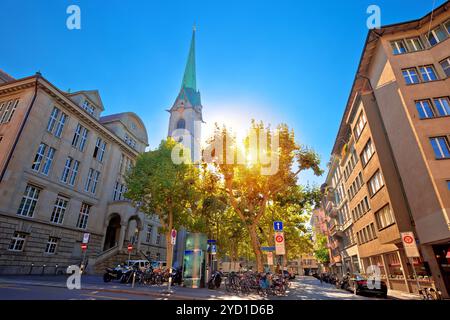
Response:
55,264,58,275
132,271,136,288
42,264,46,275
29,263,34,275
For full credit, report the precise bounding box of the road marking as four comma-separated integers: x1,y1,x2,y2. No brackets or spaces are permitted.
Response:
81,293,129,300
0,285,31,291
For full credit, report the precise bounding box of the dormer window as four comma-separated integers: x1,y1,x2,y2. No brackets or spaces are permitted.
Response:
124,134,137,149
82,100,95,115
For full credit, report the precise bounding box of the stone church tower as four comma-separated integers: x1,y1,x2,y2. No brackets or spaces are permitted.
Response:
167,27,203,163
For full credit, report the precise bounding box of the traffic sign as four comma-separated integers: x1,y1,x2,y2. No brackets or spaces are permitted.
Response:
273,221,283,231
80,243,88,251
127,244,133,252
207,239,216,244
274,232,285,255
261,246,275,251
401,232,420,258
171,229,177,245
82,233,90,244
211,244,217,255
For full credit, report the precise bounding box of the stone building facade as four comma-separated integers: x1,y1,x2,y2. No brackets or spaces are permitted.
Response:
0,70,166,274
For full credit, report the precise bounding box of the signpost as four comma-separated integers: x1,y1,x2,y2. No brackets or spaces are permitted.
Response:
401,232,421,292
167,229,177,293
127,244,133,262
82,233,90,244
80,243,88,274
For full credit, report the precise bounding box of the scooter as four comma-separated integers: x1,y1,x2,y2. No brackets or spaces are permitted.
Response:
208,270,223,289
103,264,126,282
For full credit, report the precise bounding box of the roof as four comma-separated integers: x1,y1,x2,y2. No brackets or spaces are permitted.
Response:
181,27,197,91
0,69,15,83
100,112,149,145
331,1,450,155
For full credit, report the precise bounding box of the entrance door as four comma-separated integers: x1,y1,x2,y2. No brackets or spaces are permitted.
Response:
103,215,121,251
433,244,450,294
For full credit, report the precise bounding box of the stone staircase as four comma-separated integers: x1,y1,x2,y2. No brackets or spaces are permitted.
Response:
88,246,146,275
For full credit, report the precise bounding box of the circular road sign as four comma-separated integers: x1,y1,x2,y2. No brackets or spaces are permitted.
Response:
403,235,414,244
275,235,284,243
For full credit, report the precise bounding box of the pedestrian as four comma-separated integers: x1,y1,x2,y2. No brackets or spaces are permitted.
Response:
319,273,323,285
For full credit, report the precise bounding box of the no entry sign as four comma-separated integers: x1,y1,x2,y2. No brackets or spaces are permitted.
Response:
274,232,285,255
171,229,177,245
401,232,420,258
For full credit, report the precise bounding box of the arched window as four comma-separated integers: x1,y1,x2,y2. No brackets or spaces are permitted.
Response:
176,118,186,129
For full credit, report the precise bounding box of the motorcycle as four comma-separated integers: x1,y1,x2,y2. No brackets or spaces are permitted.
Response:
171,267,183,285
208,270,223,289
103,264,127,283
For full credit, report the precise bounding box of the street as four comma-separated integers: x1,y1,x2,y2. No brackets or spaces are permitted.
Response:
0,276,382,300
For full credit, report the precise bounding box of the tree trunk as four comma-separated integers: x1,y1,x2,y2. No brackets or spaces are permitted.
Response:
248,224,263,272
166,210,174,269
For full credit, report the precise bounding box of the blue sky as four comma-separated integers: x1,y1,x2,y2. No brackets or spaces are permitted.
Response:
0,0,445,186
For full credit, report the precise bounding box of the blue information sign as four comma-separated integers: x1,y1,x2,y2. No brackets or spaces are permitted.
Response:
273,221,283,231
261,246,276,251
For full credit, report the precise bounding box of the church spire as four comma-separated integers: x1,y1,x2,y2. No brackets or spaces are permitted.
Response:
181,25,197,91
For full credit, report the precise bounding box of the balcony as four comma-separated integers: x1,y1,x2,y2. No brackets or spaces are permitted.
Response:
328,206,338,218
329,223,344,237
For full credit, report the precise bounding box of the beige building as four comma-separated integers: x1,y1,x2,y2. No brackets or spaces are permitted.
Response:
322,4,450,297
0,70,166,274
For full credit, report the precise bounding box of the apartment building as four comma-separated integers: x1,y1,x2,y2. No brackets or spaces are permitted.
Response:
0,70,166,274
322,3,450,297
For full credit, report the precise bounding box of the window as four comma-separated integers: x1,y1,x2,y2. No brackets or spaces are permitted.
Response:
82,100,95,115
8,232,27,251
430,137,450,159
402,68,420,84
360,139,375,166
426,25,447,46
79,127,89,151
76,203,91,229
405,37,424,52
113,181,126,201
0,99,19,124
146,225,153,243
419,65,438,82
69,160,79,186
415,100,435,119
44,237,58,254
156,233,161,245
445,20,450,35
31,143,47,172
124,134,137,149
85,169,100,194
440,58,450,77
368,170,384,196
47,107,60,132
54,112,67,138
17,185,41,217
177,118,186,129
46,107,67,137
434,97,450,117
375,205,395,229
85,169,94,192
353,112,367,140
41,146,56,175
50,196,68,224
370,223,377,239
93,137,106,161
61,157,80,186
92,170,100,194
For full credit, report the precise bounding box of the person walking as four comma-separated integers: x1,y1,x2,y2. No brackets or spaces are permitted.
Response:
319,273,323,285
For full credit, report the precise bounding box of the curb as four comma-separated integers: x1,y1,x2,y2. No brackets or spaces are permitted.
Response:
0,279,210,300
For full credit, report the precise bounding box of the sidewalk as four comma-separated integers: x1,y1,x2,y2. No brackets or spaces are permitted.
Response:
0,275,258,300
387,289,421,300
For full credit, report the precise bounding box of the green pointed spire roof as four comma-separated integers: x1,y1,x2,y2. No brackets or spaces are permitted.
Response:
181,26,197,91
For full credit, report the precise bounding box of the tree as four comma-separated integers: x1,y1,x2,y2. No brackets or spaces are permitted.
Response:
125,139,199,269
205,121,323,272
313,233,330,264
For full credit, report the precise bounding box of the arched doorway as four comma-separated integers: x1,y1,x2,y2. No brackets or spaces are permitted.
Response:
103,214,121,251
124,215,143,250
